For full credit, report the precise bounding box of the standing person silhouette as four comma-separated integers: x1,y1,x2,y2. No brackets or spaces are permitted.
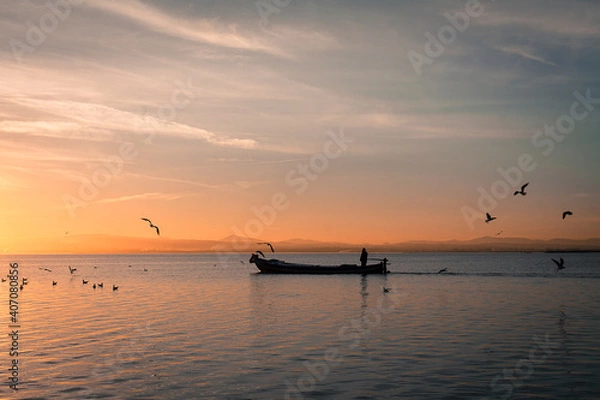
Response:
360,248,368,267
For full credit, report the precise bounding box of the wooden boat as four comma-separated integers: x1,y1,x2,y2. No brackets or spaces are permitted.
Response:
249,253,389,274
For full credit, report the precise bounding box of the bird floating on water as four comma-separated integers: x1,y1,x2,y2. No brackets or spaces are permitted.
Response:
52,281,57,286
82,279,88,284
258,242,275,252
98,282,104,288
562,211,573,220
438,268,448,274
552,257,565,272
485,213,497,223
141,218,160,236
112,285,119,291
513,182,529,196
383,287,390,293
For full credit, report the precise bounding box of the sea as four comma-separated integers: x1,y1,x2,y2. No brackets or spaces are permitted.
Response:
1,252,599,399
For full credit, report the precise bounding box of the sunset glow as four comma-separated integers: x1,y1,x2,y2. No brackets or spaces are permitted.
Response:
1,0,599,253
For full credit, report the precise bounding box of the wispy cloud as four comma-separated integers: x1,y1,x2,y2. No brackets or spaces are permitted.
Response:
95,192,188,204
495,46,556,66
5,97,257,148
123,172,228,190
83,0,288,58
479,11,600,39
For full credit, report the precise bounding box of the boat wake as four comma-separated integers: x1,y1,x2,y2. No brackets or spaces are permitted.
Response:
390,272,600,279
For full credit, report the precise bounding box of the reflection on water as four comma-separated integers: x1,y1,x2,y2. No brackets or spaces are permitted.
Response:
0,252,599,399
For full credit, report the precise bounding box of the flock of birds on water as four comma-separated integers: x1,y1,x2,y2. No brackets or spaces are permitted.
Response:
2,263,127,291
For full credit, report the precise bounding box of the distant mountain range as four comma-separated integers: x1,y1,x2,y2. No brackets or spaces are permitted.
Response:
13,234,600,254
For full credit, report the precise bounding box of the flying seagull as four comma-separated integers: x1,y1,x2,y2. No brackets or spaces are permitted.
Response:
141,218,160,236
513,182,529,196
485,213,497,223
68,266,77,274
552,257,565,272
562,211,573,220
438,268,448,274
258,242,275,252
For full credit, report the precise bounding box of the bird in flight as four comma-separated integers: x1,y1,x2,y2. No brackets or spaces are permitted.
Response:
437,268,448,274
513,182,529,196
68,266,77,274
141,218,160,236
258,242,275,252
562,211,573,220
485,213,497,223
552,257,565,272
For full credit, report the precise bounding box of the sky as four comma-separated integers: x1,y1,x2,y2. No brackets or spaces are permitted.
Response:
1,0,599,253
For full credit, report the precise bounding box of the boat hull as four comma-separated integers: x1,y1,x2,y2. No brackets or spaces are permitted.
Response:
249,254,388,274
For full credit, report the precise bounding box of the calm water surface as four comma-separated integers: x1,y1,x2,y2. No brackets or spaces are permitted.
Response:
1,252,599,399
